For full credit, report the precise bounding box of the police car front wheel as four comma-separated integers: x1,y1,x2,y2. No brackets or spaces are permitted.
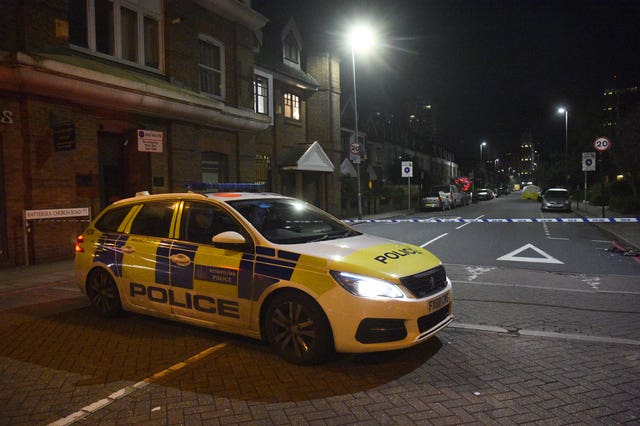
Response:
264,291,334,365
86,268,123,317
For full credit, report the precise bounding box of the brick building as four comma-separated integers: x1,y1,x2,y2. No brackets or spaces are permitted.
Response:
0,1,341,267
253,17,341,213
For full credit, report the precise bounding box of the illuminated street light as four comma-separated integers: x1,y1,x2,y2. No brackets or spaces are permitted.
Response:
348,24,375,218
480,141,487,162
557,107,568,188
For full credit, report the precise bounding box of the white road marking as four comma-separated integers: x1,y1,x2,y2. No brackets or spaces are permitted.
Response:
48,343,228,426
421,233,448,247
496,243,564,264
463,266,496,281
456,214,484,229
580,275,601,291
448,322,640,346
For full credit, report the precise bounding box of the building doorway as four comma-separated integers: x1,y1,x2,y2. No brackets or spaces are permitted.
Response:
98,131,150,208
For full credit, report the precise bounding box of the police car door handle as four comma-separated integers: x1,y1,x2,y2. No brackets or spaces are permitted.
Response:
169,253,191,267
121,245,135,254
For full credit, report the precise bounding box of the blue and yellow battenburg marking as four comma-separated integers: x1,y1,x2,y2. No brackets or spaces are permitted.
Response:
91,236,334,302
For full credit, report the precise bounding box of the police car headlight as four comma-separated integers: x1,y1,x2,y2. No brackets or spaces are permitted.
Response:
330,271,405,298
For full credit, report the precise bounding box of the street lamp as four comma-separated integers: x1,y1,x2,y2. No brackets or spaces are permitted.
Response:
557,107,568,188
348,24,374,218
480,141,487,162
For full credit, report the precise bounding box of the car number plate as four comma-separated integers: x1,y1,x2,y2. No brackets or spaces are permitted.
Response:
428,292,450,311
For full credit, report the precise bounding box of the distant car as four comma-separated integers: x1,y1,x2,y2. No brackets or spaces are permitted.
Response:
476,188,494,201
540,188,572,212
431,185,462,208
521,184,541,200
421,191,450,211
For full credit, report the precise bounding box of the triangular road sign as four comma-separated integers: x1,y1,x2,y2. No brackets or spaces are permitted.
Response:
496,243,564,264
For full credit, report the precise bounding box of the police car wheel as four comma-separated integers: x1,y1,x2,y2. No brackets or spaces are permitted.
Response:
86,268,123,317
265,291,334,365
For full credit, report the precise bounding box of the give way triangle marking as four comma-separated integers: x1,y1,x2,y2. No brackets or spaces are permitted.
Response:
496,243,564,264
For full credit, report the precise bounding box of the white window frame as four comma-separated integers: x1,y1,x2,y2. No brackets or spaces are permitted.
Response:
283,92,300,121
198,34,226,99
253,69,273,124
70,0,164,72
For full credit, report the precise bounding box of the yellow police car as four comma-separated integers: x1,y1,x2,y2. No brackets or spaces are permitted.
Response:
75,191,453,365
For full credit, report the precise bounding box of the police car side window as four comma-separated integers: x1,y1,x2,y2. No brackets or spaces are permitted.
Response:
129,202,175,238
182,202,242,244
94,206,133,233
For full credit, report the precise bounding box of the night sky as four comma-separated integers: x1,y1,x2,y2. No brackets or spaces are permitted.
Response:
253,0,640,158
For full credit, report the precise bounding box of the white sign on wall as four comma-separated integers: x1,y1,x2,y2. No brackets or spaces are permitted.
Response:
137,129,164,153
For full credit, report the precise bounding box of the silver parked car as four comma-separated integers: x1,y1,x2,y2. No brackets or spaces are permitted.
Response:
421,191,450,211
540,188,572,212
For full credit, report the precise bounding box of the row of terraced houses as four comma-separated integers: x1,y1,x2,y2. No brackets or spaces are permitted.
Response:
0,0,458,266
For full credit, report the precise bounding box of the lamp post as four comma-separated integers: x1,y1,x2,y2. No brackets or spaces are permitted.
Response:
348,25,374,218
557,107,568,188
474,141,487,202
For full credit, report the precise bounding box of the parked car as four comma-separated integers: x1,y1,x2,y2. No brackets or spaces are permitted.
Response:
431,185,463,208
540,188,572,212
476,188,494,201
521,184,541,200
421,191,450,211
497,186,510,196
75,191,453,365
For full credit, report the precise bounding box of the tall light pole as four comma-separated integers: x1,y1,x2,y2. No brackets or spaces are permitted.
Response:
557,107,568,188
348,25,374,218
474,141,487,201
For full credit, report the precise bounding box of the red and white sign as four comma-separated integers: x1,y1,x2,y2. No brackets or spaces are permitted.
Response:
593,136,611,152
137,129,164,153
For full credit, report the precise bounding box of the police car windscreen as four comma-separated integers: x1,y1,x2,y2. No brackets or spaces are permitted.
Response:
228,199,360,244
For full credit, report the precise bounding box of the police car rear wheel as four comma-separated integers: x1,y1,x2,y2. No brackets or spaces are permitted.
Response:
86,268,123,317
265,291,334,365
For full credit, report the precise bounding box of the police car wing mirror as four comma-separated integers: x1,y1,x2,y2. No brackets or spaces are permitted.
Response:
212,231,246,249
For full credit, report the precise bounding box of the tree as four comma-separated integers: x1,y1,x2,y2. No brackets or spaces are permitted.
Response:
613,104,640,200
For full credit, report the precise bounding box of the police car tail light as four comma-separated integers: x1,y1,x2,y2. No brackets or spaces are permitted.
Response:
330,271,404,299
75,235,85,253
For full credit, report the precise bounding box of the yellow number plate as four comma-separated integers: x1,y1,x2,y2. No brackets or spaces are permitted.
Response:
428,292,450,312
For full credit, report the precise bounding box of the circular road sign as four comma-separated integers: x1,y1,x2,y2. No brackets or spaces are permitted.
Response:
593,136,611,152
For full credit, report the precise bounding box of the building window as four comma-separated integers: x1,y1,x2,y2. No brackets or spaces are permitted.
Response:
283,32,299,64
144,16,159,68
283,93,300,120
120,6,138,62
199,36,224,98
253,75,269,115
68,0,162,71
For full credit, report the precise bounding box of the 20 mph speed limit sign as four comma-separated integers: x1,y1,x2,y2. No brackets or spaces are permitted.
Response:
593,136,611,152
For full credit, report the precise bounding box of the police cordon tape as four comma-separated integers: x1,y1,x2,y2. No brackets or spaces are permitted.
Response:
344,217,640,224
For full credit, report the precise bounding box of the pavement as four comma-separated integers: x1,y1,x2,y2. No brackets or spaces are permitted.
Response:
572,200,640,254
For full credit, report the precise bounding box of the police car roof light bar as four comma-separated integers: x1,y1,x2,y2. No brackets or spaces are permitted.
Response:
186,182,266,192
